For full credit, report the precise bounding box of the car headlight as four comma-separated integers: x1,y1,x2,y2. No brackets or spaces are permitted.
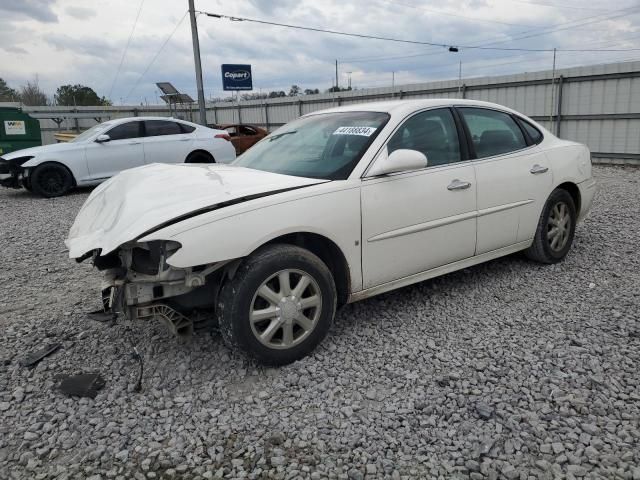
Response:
0,156,33,174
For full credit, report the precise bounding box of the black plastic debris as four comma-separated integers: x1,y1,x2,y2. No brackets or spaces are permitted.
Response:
86,309,115,323
57,373,105,398
18,343,61,368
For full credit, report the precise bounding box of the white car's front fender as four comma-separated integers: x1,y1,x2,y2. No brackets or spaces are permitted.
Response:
142,186,363,292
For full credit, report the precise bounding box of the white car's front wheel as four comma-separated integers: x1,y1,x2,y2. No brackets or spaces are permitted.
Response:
31,162,74,198
217,244,336,365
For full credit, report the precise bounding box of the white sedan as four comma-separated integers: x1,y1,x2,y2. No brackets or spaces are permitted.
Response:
67,99,596,365
0,117,236,197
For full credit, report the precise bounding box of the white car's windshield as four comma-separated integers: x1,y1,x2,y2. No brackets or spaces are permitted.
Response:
233,112,390,180
71,123,111,143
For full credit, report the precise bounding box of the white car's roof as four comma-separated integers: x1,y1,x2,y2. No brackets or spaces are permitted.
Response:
104,116,202,126
307,99,522,118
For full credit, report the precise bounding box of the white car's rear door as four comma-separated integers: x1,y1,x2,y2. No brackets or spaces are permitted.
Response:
457,107,553,254
84,120,145,181
360,108,477,289
142,120,194,164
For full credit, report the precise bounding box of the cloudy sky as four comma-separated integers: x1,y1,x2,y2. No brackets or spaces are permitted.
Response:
1,0,639,104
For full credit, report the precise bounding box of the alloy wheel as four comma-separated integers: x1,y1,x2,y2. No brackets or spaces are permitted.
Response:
37,167,65,196
547,201,571,251
249,269,322,350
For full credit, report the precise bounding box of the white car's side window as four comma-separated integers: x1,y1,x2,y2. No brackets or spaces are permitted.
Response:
106,122,141,141
458,108,527,159
387,108,462,167
144,120,182,137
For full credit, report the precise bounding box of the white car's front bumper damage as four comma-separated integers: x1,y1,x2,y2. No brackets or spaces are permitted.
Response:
0,156,32,189
99,240,235,338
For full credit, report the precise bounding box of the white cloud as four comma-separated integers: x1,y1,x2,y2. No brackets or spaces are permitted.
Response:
65,6,95,20
0,0,638,104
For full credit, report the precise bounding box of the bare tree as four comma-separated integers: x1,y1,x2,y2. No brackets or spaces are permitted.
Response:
19,80,49,106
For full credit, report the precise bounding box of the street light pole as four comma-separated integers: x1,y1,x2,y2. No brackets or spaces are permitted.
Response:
188,0,207,125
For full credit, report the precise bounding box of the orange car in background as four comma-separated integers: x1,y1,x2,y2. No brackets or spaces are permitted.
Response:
214,124,268,155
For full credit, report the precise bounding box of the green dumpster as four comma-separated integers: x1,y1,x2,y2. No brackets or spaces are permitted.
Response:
0,107,41,156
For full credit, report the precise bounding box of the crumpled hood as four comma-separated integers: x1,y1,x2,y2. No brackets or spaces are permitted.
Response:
2,142,80,160
66,163,326,258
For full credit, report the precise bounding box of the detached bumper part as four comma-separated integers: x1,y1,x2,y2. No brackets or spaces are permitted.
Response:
136,304,193,338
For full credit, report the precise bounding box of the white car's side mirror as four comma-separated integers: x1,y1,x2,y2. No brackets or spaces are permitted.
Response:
95,134,111,143
368,148,428,176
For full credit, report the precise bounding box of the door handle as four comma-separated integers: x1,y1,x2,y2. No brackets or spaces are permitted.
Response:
128,141,141,145
447,179,472,191
179,138,191,142
530,164,549,174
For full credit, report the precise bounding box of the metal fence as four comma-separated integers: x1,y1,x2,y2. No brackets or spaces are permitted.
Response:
22,60,640,165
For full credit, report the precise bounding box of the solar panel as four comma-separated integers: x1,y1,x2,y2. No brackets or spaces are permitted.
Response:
156,82,180,95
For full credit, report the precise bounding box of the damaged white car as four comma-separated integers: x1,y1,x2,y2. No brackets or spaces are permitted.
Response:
67,100,596,365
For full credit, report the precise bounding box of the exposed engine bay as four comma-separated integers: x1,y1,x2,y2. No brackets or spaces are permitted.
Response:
90,240,237,338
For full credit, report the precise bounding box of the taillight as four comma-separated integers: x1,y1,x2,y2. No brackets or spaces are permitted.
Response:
215,133,231,141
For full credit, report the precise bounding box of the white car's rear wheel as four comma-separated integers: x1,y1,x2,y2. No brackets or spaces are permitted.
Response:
186,151,214,163
217,244,336,365
525,188,577,264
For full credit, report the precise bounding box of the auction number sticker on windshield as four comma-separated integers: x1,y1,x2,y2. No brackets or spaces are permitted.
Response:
333,126,377,137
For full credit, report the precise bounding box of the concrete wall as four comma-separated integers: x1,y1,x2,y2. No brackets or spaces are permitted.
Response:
22,60,640,165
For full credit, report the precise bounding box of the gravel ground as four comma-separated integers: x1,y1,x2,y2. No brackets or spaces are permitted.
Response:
0,165,639,480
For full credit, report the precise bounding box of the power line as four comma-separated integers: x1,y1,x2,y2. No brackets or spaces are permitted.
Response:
123,11,188,103
342,4,640,64
109,0,146,100
200,10,640,54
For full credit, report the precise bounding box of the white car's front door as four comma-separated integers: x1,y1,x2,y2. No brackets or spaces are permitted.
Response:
141,120,194,164
457,107,553,254
361,108,477,289
84,121,145,181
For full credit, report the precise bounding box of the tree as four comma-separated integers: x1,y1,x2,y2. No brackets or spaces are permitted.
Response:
326,86,352,93
240,92,269,101
304,88,320,95
54,84,111,106
19,80,48,106
268,91,286,98
288,85,301,97
0,78,19,102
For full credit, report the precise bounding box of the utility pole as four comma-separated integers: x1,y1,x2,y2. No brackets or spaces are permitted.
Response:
346,71,352,89
458,61,462,95
335,60,339,90
188,0,207,125
549,47,557,131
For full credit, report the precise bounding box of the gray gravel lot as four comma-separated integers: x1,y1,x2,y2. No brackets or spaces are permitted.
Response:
0,165,639,480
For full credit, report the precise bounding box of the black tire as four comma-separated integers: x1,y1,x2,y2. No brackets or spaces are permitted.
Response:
217,244,337,365
525,188,577,264
22,178,33,192
30,163,73,198
186,151,214,163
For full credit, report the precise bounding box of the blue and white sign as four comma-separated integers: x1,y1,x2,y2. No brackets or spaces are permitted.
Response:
221,64,253,91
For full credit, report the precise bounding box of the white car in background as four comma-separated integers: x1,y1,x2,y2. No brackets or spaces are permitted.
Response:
0,117,236,197
67,99,596,365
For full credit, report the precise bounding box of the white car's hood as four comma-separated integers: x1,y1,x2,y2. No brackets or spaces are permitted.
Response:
66,163,326,258
2,142,79,160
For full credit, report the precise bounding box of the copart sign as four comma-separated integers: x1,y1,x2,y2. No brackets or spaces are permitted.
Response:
221,64,253,91
4,120,26,135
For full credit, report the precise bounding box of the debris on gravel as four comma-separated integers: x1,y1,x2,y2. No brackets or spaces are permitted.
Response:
1,165,639,479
